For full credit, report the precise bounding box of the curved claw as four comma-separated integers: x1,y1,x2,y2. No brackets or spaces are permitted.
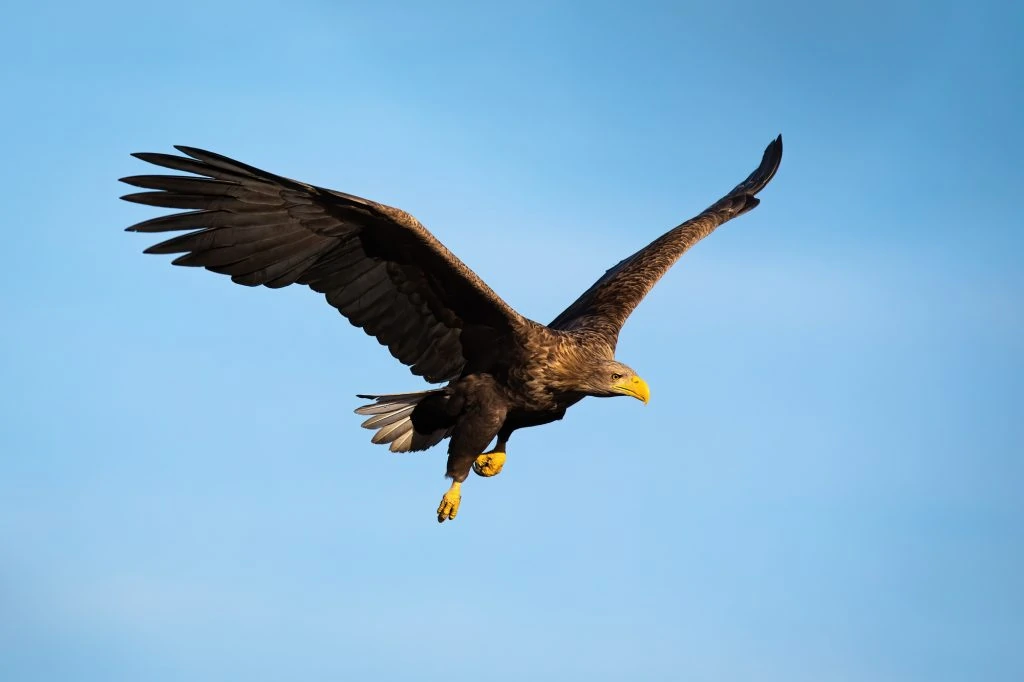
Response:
473,450,506,477
436,482,461,523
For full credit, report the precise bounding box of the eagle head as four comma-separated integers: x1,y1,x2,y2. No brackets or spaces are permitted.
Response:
584,360,650,404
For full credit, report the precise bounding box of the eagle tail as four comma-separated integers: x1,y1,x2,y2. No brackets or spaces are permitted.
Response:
354,391,452,453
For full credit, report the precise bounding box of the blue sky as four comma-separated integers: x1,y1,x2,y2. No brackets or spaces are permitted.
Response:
1,1,1021,680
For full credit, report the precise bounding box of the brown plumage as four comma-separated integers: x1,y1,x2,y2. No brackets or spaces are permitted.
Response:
122,135,782,522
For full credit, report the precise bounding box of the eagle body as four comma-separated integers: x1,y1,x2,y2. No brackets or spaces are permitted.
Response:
122,136,782,522
364,325,594,483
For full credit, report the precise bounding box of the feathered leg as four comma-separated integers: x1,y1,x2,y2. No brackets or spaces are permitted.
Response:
437,406,506,523
470,408,568,479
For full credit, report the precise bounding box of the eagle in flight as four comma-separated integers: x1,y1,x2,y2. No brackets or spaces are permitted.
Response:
122,135,782,522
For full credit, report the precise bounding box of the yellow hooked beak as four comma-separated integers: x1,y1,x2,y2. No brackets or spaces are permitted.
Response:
613,375,650,405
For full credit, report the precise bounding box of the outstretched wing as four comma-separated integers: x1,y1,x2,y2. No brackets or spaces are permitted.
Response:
548,135,783,346
122,147,525,383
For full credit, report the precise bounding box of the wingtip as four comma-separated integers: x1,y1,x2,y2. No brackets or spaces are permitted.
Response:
755,133,784,190
130,150,178,165
174,144,217,162
721,134,783,201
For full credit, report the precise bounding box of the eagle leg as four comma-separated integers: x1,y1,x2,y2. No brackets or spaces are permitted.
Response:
437,481,462,522
438,395,507,522
473,440,508,477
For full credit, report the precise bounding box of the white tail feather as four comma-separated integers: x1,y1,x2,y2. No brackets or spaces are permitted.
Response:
354,391,451,453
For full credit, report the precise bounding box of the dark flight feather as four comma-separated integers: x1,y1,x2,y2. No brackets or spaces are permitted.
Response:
122,146,527,383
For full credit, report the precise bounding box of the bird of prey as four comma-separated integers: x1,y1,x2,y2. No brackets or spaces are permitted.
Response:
122,135,782,522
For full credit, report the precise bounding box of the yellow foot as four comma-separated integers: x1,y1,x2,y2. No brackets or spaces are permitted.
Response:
473,450,507,477
436,481,461,523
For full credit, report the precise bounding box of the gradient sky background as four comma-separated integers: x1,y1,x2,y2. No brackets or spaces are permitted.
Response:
1,1,1021,680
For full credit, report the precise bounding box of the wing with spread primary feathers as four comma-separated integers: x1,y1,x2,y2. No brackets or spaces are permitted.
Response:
548,135,783,346
122,147,524,383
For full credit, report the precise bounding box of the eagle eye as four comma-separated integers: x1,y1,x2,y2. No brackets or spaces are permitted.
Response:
611,373,622,380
